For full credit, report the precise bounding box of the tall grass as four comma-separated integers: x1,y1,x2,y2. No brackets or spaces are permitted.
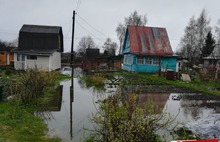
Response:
3,67,59,103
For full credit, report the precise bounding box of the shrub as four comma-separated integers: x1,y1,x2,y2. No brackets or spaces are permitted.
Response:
88,91,178,142
3,67,59,103
5,69,11,76
81,73,106,90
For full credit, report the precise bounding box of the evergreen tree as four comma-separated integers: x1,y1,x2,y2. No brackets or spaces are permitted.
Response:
177,9,211,64
202,31,215,58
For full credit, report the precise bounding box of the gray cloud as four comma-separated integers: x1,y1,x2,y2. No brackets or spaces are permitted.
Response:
0,0,219,53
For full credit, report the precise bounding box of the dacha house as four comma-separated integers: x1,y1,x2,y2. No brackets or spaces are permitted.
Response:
14,24,63,71
121,25,177,73
0,46,15,66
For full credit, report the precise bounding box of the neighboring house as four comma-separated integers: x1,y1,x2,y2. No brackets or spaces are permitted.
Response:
14,24,63,71
203,45,220,78
0,46,15,66
176,57,190,73
121,25,176,73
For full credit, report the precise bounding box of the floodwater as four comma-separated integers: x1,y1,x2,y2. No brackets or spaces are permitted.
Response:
41,76,220,141
42,78,100,141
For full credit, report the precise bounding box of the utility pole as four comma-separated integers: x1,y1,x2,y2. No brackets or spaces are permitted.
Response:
70,10,75,140
71,10,75,78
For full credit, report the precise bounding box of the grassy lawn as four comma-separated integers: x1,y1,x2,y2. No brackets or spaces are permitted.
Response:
0,68,71,142
0,102,61,142
0,68,219,141
141,73,220,95
113,71,220,95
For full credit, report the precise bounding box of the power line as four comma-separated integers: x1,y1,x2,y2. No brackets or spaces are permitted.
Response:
76,14,109,38
65,20,72,39
75,0,82,12
0,31,18,35
75,20,105,43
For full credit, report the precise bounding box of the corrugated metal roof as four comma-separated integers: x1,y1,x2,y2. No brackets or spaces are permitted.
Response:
20,24,62,34
127,26,173,56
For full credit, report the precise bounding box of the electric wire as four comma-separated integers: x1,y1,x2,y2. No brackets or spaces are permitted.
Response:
77,14,109,38
0,31,18,35
65,20,72,39
75,0,81,12
75,20,105,43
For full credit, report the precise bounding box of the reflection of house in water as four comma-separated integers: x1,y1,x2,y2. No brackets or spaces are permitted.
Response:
45,85,63,111
137,93,170,114
122,85,170,114
180,93,220,118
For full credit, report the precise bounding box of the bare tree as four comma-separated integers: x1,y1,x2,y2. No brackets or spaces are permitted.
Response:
77,36,96,55
178,16,197,64
196,9,211,61
0,39,7,49
102,38,118,56
116,10,147,51
215,19,220,44
177,9,211,64
7,38,18,47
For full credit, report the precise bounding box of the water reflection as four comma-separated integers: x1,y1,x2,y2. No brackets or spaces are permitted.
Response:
46,85,63,111
41,76,220,141
138,93,170,114
180,93,220,120
42,79,100,142
70,77,74,140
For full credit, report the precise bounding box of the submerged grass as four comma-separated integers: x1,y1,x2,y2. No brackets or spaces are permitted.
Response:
0,69,68,142
112,71,220,96
0,102,61,142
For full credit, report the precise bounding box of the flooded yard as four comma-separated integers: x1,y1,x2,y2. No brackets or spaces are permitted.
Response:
41,75,220,141
42,78,99,141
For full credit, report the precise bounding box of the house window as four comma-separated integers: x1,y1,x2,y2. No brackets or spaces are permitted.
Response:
125,55,131,64
124,55,131,64
146,57,152,64
128,55,131,64
17,54,25,61
17,54,20,61
27,55,37,60
153,58,159,65
137,57,144,64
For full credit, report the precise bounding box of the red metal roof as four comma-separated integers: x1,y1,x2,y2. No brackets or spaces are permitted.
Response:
127,26,173,56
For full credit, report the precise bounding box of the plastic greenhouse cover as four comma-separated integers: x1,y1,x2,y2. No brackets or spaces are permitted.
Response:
185,114,220,139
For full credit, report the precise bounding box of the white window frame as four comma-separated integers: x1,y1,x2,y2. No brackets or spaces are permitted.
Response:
137,57,144,64
146,57,152,64
27,55,37,60
153,58,159,65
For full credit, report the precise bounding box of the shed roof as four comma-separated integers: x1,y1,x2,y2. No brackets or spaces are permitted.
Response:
15,49,56,56
19,24,63,52
203,45,220,60
20,24,62,34
125,26,173,56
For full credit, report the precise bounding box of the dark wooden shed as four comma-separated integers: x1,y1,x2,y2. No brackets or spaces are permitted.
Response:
18,24,63,52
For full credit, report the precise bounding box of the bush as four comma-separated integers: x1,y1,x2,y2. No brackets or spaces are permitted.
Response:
81,73,106,90
3,67,59,103
88,91,178,142
5,69,11,76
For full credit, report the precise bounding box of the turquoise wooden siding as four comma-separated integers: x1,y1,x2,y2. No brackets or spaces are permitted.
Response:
122,54,177,73
121,33,130,54
161,56,177,71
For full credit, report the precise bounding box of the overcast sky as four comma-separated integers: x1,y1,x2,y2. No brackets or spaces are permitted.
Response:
0,0,220,53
